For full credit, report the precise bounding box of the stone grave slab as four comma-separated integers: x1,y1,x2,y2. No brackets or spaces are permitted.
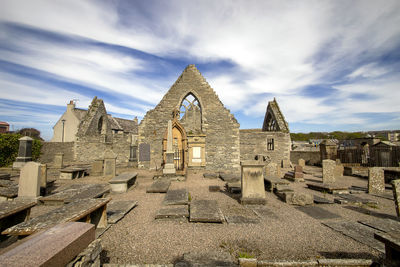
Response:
392,179,400,217
0,180,14,187
107,200,138,224
264,176,289,192
209,185,220,192
226,182,241,194
0,173,10,180
275,191,313,206
146,178,171,193
109,172,137,193
250,205,278,219
163,189,189,205
219,173,240,182
40,184,109,205
313,195,334,204
139,143,150,161
322,221,385,252
374,231,400,265
349,185,367,194
296,206,341,220
358,218,400,233
0,185,18,201
334,194,378,205
189,200,224,223
155,205,189,220
368,167,385,194
224,215,259,224
306,182,349,194
203,173,219,179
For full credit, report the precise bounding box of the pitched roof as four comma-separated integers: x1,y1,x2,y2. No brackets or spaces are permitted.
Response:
262,98,289,132
113,117,138,134
72,108,87,121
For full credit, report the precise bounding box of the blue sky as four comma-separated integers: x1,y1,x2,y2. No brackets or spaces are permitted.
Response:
0,0,399,140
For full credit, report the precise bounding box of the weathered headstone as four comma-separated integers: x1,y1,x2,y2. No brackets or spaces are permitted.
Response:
298,158,305,167
368,167,385,194
18,162,41,199
334,164,344,178
103,150,116,178
265,162,280,177
391,179,400,217
39,164,47,189
12,136,33,169
240,161,266,205
322,159,336,184
163,120,176,175
91,159,103,176
281,159,291,168
54,152,64,168
139,143,150,162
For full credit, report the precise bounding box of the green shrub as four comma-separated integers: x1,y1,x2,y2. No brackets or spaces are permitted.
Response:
0,133,42,167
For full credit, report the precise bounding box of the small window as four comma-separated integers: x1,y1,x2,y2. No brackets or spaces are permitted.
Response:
267,138,274,151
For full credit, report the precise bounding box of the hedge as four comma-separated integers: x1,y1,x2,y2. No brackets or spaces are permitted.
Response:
0,133,42,167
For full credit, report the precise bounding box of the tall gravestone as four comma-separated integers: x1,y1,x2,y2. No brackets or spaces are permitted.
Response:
392,179,400,217
298,158,305,167
266,162,280,178
322,159,336,184
241,161,266,205
13,136,33,169
54,152,64,168
163,120,176,175
104,150,117,178
91,159,103,176
368,167,385,194
18,162,41,199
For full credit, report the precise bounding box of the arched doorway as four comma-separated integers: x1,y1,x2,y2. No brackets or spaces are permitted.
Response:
163,121,187,171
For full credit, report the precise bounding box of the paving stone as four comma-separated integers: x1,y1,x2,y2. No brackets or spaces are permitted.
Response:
322,221,385,252
358,218,400,233
107,200,138,224
155,205,189,220
250,206,278,219
163,189,189,205
189,200,224,223
224,215,259,224
313,195,334,204
296,206,341,220
146,179,171,193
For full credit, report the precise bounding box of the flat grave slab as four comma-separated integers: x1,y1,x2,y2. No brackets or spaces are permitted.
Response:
219,173,240,182
0,185,18,200
359,218,400,233
109,172,137,193
306,182,349,194
374,231,400,265
163,189,189,205
0,200,36,220
225,215,259,224
371,192,394,200
296,206,341,220
2,198,110,236
250,205,278,219
313,195,334,204
209,185,220,192
40,184,109,205
226,182,241,194
59,166,87,180
155,205,189,220
322,221,385,252
189,200,224,223
146,178,171,193
203,173,219,179
264,176,289,192
334,194,378,205
107,200,138,224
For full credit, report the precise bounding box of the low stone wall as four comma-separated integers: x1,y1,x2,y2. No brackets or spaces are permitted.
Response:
290,151,320,166
240,129,291,166
67,239,102,267
39,142,74,164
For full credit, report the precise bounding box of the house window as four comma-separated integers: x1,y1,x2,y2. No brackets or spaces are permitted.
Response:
267,138,274,151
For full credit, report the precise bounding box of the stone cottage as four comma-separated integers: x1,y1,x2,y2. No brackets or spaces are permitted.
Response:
47,65,291,172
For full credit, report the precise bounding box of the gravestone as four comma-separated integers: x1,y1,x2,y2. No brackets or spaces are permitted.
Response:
281,159,291,168
54,152,64,168
163,120,176,175
103,151,117,178
266,162,280,177
91,160,103,176
189,200,223,223
139,143,150,162
240,161,266,205
40,164,47,188
298,158,305,167
368,167,385,194
163,189,189,205
391,179,400,217
334,164,344,178
18,162,41,199
322,159,336,184
12,136,33,169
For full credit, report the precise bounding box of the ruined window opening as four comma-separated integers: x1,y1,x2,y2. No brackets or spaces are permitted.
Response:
179,93,202,133
98,117,103,134
267,138,274,151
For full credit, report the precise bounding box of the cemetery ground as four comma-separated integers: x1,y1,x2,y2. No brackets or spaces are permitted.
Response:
0,165,398,265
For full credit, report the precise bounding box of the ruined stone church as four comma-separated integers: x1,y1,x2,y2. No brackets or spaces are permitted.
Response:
49,65,291,172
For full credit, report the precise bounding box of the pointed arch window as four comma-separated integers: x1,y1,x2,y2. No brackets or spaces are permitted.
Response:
179,93,202,133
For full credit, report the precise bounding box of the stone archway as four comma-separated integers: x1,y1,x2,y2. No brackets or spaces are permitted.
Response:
163,121,187,171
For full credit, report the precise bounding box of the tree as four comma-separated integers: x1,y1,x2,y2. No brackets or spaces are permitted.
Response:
17,128,43,141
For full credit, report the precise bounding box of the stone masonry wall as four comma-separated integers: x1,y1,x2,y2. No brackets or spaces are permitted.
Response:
39,142,74,163
138,65,240,172
240,129,290,165
290,151,321,166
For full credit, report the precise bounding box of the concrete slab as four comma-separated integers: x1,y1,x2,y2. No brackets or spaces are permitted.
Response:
189,200,224,223
155,205,189,220
296,206,341,220
146,179,171,193
107,200,138,224
163,189,189,205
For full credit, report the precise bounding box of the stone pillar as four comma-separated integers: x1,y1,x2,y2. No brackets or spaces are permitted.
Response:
392,179,400,217
240,160,266,205
103,151,117,178
40,164,47,188
266,162,281,178
298,158,305,167
91,159,103,176
12,136,33,169
54,152,64,168
322,159,336,184
163,120,176,175
18,162,41,200
368,167,385,194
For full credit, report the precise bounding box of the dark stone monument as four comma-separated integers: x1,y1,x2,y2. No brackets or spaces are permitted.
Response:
13,136,33,169
139,143,150,162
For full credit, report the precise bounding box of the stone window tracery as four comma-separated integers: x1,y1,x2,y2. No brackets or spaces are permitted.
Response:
179,93,202,133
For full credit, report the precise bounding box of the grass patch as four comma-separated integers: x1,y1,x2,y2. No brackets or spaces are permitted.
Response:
237,251,254,259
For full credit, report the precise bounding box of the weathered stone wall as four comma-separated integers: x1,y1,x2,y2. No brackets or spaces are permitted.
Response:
138,65,240,172
290,151,321,166
39,142,74,163
240,129,290,165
